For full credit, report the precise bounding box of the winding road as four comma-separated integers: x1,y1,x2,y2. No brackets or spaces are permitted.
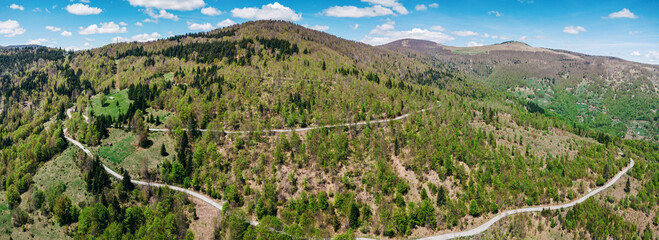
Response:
66,107,635,240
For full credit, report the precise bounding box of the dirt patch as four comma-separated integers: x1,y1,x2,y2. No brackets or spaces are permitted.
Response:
188,197,220,240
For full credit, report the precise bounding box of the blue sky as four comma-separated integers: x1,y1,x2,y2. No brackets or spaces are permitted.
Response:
1,0,657,64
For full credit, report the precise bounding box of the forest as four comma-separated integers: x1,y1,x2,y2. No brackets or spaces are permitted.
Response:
0,20,657,240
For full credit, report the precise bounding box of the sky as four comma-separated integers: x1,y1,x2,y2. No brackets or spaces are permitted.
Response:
1,0,657,64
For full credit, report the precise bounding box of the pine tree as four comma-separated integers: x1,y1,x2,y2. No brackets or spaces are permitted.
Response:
161,143,168,156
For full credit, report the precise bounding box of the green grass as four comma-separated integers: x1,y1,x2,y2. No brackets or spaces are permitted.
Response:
0,200,10,239
88,89,132,119
164,72,174,81
33,147,91,206
97,130,136,163
94,128,174,177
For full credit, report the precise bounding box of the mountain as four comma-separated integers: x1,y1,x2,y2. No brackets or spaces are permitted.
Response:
383,39,659,142
0,21,657,240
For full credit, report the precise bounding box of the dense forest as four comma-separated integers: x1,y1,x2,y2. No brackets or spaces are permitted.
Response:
0,21,657,239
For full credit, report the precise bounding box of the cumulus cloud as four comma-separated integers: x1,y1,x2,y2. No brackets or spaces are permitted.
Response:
630,51,640,56
361,0,408,15
308,25,329,31
0,19,26,37
188,22,214,31
66,3,102,15
10,4,24,11
415,4,427,11
136,22,143,27
428,3,439,8
488,11,501,16
645,51,659,61
563,25,586,34
352,24,359,30
519,36,527,41
145,8,178,21
112,32,161,43
323,5,394,18
78,22,127,35
45,26,61,32
604,8,637,19
481,33,490,38
231,2,301,21
127,0,205,11
201,6,221,16
466,41,483,47
26,38,48,45
452,30,479,37
430,25,445,31
61,31,72,36
362,21,454,45
217,19,236,28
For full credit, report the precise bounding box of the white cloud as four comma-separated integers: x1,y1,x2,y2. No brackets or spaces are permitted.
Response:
428,3,439,8
78,22,127,35
466,41,483,47
135,22,143,27
27,38,48,45
85,38,94,41
519,36,527,41
361,0,408,15
217,19,236,28
308,25,329,31
563,25,586,34
488,11,501,16
9,4,24,11
415,4,427,11
231,2,301,21
188,22,214,31
628,30,642,35
66,3,102,15
362,21,454,45
45,26,62,32
645,51,659,61
61,31,72,37
127,0,205,11
145,8,178,21
0,19,25,37
630,51,640,56
323,5,394,18
352,24,359,30
481,33,490,38
201,7,221,16
119,22,127,26
80,0,90,3
84,42,91,47
452,30,479,37
535,35,546,39
604,8,637,19
430,25,445,31
112,32,161,43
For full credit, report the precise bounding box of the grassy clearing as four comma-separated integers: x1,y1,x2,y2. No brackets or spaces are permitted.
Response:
96,129,136,163
88,89,132,119
164,72,174,81
0,198,10,239
32,147,91,206
94,128,174,178
145,108,173,128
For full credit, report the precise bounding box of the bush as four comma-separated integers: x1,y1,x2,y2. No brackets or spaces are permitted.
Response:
11,207,30,227
5,185,20,209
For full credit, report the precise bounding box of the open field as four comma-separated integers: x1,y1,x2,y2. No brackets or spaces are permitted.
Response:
32,147,91,205
88,89,131,119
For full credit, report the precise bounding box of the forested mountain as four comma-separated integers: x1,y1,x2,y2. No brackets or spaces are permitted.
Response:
0,21,657,240
383,39,659,142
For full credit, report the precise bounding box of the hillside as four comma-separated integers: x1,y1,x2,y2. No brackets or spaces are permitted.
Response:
0,21,657,240
382,39,659,143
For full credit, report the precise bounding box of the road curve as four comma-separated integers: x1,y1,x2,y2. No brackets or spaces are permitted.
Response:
64,107,225,212
357,158,634,240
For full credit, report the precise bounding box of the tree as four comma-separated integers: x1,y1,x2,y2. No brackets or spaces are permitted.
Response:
349,202,360,229
86,157,110,194
99,93,108,107
469,200,481,217
160,143,168,156
53,196,78,225
624,178,630,193
6,185,20,209
132,110,149,148
436,186,447,207
122,169,134,192
32,189,45,210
